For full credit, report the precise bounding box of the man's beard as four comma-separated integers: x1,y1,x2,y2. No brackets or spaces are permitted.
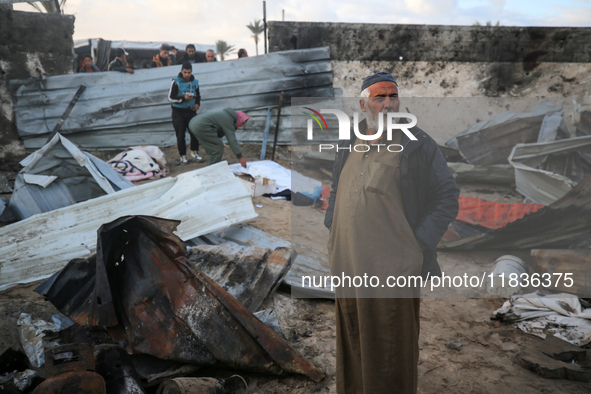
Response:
365,106,398,133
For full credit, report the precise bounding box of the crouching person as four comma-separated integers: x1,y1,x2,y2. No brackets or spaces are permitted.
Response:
189,108,249,168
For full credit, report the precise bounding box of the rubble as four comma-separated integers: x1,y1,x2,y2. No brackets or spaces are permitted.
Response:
519,336,591,382
187,244,293,313
35,216,324,382
508,135,591,205
193,224,333,299
446,100,564,165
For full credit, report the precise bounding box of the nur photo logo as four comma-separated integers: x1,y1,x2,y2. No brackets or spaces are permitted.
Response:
304,108,418,152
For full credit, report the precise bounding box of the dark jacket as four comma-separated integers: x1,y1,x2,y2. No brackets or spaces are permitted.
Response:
324,120,460,278
167,73,200,113
108,58,128,72
179,52,206,64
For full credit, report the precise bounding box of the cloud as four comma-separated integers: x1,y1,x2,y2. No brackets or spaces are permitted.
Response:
403,0,458,16
541,4,591,26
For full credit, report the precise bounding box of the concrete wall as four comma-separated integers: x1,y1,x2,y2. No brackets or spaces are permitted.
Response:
0,10,75,160
268,21,591,146
268,22,591,64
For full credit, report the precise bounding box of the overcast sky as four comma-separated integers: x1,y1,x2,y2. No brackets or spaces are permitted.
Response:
13,0,591,59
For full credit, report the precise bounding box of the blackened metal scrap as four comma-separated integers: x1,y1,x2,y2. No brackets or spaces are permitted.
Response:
94,344,147,394
37,215,324,382
35,257,98,326
187,244,294,312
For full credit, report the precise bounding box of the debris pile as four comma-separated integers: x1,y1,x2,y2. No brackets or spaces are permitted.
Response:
1,216,324,392
441,99,591,381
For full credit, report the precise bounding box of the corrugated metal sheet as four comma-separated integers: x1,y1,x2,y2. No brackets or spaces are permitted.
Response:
35,216,324,381
446,100,563,165
508,135,591,205
0,162,257,290
440,173,591,250
9,178,77,220
193,225,334,299
448,163,515,184
10,48,333,150
446,100,562,150
8,133,134,220
187,244,293,312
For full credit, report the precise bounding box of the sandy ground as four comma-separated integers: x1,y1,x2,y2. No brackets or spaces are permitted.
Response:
1,142,589,393
239,192,590,393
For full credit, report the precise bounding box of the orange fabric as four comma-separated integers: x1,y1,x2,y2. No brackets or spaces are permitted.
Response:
456,196,545,229
317,185,331,210
152,54,172,67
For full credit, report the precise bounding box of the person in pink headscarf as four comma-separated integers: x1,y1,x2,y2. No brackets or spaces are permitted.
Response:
188,108,250,167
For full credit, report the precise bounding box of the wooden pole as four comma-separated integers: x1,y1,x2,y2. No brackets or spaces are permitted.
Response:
271,91,284,162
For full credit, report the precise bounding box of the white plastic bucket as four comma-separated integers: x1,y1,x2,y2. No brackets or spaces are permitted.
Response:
487,255,528,297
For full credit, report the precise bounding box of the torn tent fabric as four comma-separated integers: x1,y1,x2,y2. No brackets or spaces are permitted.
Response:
36,216,324,381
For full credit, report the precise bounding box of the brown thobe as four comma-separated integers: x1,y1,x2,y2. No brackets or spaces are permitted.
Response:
328,132,423,393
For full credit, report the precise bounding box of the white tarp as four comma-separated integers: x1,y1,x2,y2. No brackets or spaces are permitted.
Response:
493,292,591,346
228,160,322,196
73,39,214,54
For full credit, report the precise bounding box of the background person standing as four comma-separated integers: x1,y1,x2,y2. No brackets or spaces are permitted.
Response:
152,43,173,67
78,55,100,73
168,62,202,164
108,48,133,73
205,49,216,62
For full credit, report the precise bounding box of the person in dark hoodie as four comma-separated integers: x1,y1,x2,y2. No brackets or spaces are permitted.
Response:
168,62,203,164
108,48,134,73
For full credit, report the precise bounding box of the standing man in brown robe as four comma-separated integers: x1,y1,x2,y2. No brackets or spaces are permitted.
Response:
325,72,459,393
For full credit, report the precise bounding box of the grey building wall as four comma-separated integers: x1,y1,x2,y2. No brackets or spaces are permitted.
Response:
0,10,75,160
268,21,591,64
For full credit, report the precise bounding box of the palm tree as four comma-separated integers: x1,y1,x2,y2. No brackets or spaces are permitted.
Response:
473,20,501,26
215,40,235,61
27,0,66,13
246,19,264,56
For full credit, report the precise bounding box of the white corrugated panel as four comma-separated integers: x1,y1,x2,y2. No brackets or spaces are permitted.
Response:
0,162,257,290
